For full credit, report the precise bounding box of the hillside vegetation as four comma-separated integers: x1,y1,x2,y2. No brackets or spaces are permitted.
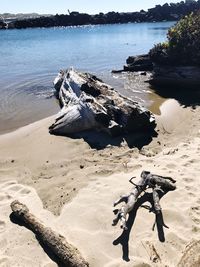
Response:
149,11,200,66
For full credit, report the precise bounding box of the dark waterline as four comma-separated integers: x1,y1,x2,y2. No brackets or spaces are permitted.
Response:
0,22,175,134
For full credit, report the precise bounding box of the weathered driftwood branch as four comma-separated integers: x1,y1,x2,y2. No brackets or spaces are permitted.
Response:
177,240,200,267
49,68,156,137
112,171,176,230
10,200,89,267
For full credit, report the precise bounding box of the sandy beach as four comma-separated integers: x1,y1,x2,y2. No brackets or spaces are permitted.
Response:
0,101,200,267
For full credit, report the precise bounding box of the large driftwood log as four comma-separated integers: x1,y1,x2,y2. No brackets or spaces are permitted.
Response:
112,171,176,230
49,68,156,136
10,200,89,267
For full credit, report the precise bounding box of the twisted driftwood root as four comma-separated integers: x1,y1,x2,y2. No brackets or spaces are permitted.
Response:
10,200,89,267
112,171,176,230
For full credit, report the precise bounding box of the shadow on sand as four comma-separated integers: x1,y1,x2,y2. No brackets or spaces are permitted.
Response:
113,190,169,262
10,213,65,267
150,84,200,108
61,129,157,150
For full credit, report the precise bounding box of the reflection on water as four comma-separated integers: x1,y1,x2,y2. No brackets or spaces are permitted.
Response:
146,92,167,115
108,72,152,105
0,72,59,134
149,26,172,30
108,72,167,114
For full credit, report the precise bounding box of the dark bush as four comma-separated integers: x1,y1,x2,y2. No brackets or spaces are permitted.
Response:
149,11,200,66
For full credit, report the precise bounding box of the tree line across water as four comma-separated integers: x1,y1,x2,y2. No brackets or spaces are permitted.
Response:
1,0,200,29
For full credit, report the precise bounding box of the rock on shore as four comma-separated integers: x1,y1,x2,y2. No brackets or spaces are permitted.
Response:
124,54,153,72
119,53,200,89
149,65,200,88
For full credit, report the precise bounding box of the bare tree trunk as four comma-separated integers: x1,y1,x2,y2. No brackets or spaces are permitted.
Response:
11,200,89,267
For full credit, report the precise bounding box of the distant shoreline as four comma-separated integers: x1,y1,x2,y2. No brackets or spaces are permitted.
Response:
1,1,200,30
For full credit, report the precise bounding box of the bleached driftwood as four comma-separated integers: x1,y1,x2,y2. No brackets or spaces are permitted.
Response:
10,200,89,267
49,68,156,136
177,240,200,267
112,171,176,230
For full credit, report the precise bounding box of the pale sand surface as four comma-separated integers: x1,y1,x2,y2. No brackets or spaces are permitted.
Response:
0,101,200,266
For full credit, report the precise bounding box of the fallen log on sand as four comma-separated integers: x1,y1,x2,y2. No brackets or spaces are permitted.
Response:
49,68,156,137
10,200,89,267
112,171,176,230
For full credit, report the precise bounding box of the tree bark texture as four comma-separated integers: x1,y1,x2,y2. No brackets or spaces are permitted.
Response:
11,200,89,267
49,68,156,136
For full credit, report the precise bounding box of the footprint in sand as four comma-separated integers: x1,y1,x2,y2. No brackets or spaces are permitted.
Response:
191,206,200,215
42,263,57,267
0,221,6,233
6,184,24,192
0,180,17,190
183,177,193,183
144,159,154,164
189,206,200,226
183,159,198,167
105,259,151,267
182,143,189,147
180,154,189,159
0,193,12,202
4,183,31,196
185,185,193,192
163,148,178,155
166,163,176,169
19,188,31,196
0,257,10,266
0,181,32,205
130,164,142,169
0,238,8,254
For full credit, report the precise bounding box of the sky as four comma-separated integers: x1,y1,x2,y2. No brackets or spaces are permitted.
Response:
0,0,182,15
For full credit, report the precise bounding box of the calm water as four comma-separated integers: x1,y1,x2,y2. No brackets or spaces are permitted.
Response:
0,22,175,133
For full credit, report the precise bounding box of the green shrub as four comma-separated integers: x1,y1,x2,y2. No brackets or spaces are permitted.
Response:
149,11,200,65
149,42,170,65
